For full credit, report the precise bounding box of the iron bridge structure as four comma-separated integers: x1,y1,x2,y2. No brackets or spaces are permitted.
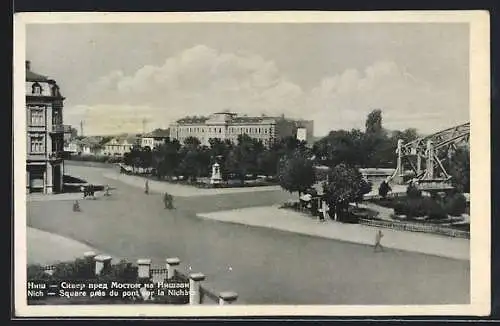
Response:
390,122,470,191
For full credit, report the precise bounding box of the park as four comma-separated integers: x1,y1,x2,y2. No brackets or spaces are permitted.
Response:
27,110,470,305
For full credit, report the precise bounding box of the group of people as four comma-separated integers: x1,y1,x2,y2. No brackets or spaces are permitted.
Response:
80,184,97,199
144,180,174,210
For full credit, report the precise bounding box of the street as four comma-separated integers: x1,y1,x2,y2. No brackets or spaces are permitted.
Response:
26,164,470,305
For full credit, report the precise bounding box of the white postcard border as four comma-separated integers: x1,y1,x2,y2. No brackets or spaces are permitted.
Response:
13,10,491,317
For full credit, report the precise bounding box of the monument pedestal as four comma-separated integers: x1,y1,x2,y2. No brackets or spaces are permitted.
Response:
210,163,222,185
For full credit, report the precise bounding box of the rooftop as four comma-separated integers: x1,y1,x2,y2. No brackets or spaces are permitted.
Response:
25,60,49,82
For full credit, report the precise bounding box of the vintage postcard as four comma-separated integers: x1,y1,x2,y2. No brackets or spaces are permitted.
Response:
13,11,490,317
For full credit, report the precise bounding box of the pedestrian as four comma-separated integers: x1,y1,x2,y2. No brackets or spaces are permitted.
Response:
163,192,174,209
104,184,111,196
374,229,384,252
145,180,149,195
73,200,81,212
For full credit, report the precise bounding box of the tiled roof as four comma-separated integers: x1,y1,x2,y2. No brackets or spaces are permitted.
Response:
26,70,49,82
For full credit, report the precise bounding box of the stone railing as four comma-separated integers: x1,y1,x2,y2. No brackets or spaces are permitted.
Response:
38,252,238,305
358,218,470,239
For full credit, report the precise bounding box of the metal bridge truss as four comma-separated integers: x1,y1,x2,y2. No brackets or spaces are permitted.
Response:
391,122,470,190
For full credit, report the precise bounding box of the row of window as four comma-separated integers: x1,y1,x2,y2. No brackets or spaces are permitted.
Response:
105,145,133,152
29,136,45,153
27,107,62,127
177,126,273,134
30,82,61,97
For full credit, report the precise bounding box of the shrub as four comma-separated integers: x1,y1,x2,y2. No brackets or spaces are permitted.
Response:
27,264,53,280
445,193,467,216
406,182,422,198
426,199,448,220
378,181,391,198
99,260,138,282
52,258,95,280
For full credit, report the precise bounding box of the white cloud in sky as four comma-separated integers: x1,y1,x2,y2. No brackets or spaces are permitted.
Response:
66,45,468,136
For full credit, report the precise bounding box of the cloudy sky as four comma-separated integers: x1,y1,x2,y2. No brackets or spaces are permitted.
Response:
26,23,469,136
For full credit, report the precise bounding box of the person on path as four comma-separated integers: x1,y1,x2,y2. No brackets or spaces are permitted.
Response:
163,192,174,209
145,180,149,195
104,184,111,196
73,200,81,212
374,229,384,252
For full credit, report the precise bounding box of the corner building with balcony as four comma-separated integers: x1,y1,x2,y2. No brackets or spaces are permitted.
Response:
26,60,67,194
169,112,314,147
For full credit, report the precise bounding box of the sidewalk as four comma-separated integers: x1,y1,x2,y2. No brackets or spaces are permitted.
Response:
27,192,105,202
102,171,282,197
197,206,469,261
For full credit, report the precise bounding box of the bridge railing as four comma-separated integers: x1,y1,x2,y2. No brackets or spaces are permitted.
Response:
358,218,470,239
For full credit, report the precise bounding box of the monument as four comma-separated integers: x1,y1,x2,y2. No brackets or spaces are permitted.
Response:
210,162,222,185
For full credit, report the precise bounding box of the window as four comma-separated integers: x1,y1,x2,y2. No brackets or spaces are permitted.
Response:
30,136,44,153
31,83,42,95
29,108,44,126
51,85,60,97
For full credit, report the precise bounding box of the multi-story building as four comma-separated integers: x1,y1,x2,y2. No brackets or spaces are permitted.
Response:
169,112,314,147
26,60,68,194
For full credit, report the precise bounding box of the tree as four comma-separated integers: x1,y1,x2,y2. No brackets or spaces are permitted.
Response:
322,164,371,222
365,109,383,135
178,149,200,182
447,146,470,193
312,129,365,167
152,138,181,180
184,136,201,149
226,134,265,182
278,151,316,197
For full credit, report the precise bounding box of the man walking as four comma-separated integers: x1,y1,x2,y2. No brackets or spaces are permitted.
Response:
73,200,81,212
374,229,384,252
144,180,149,195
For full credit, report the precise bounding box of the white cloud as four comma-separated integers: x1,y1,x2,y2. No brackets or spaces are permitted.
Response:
65,46,468,136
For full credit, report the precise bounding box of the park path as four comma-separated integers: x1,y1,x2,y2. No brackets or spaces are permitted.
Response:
197,206,469,261
27,164,470,305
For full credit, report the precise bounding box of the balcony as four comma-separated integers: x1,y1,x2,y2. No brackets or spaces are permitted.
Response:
51,124,71,134
48,151,65,161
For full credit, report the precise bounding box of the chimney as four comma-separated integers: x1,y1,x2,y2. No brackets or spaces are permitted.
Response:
26,60,31,71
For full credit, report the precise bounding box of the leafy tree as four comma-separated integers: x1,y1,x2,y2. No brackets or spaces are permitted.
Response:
178,149,200,182
278,151,316,197
312,129,365,167
365,109,383,135
184,136,201,149
226,134,265,182
322,164,371,222
447,146,470,193
152,138,181,180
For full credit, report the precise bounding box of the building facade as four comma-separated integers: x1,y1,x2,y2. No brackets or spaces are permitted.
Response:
169,112,314,147
140,129,170,149
26,61,68,194
102,136,138,156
